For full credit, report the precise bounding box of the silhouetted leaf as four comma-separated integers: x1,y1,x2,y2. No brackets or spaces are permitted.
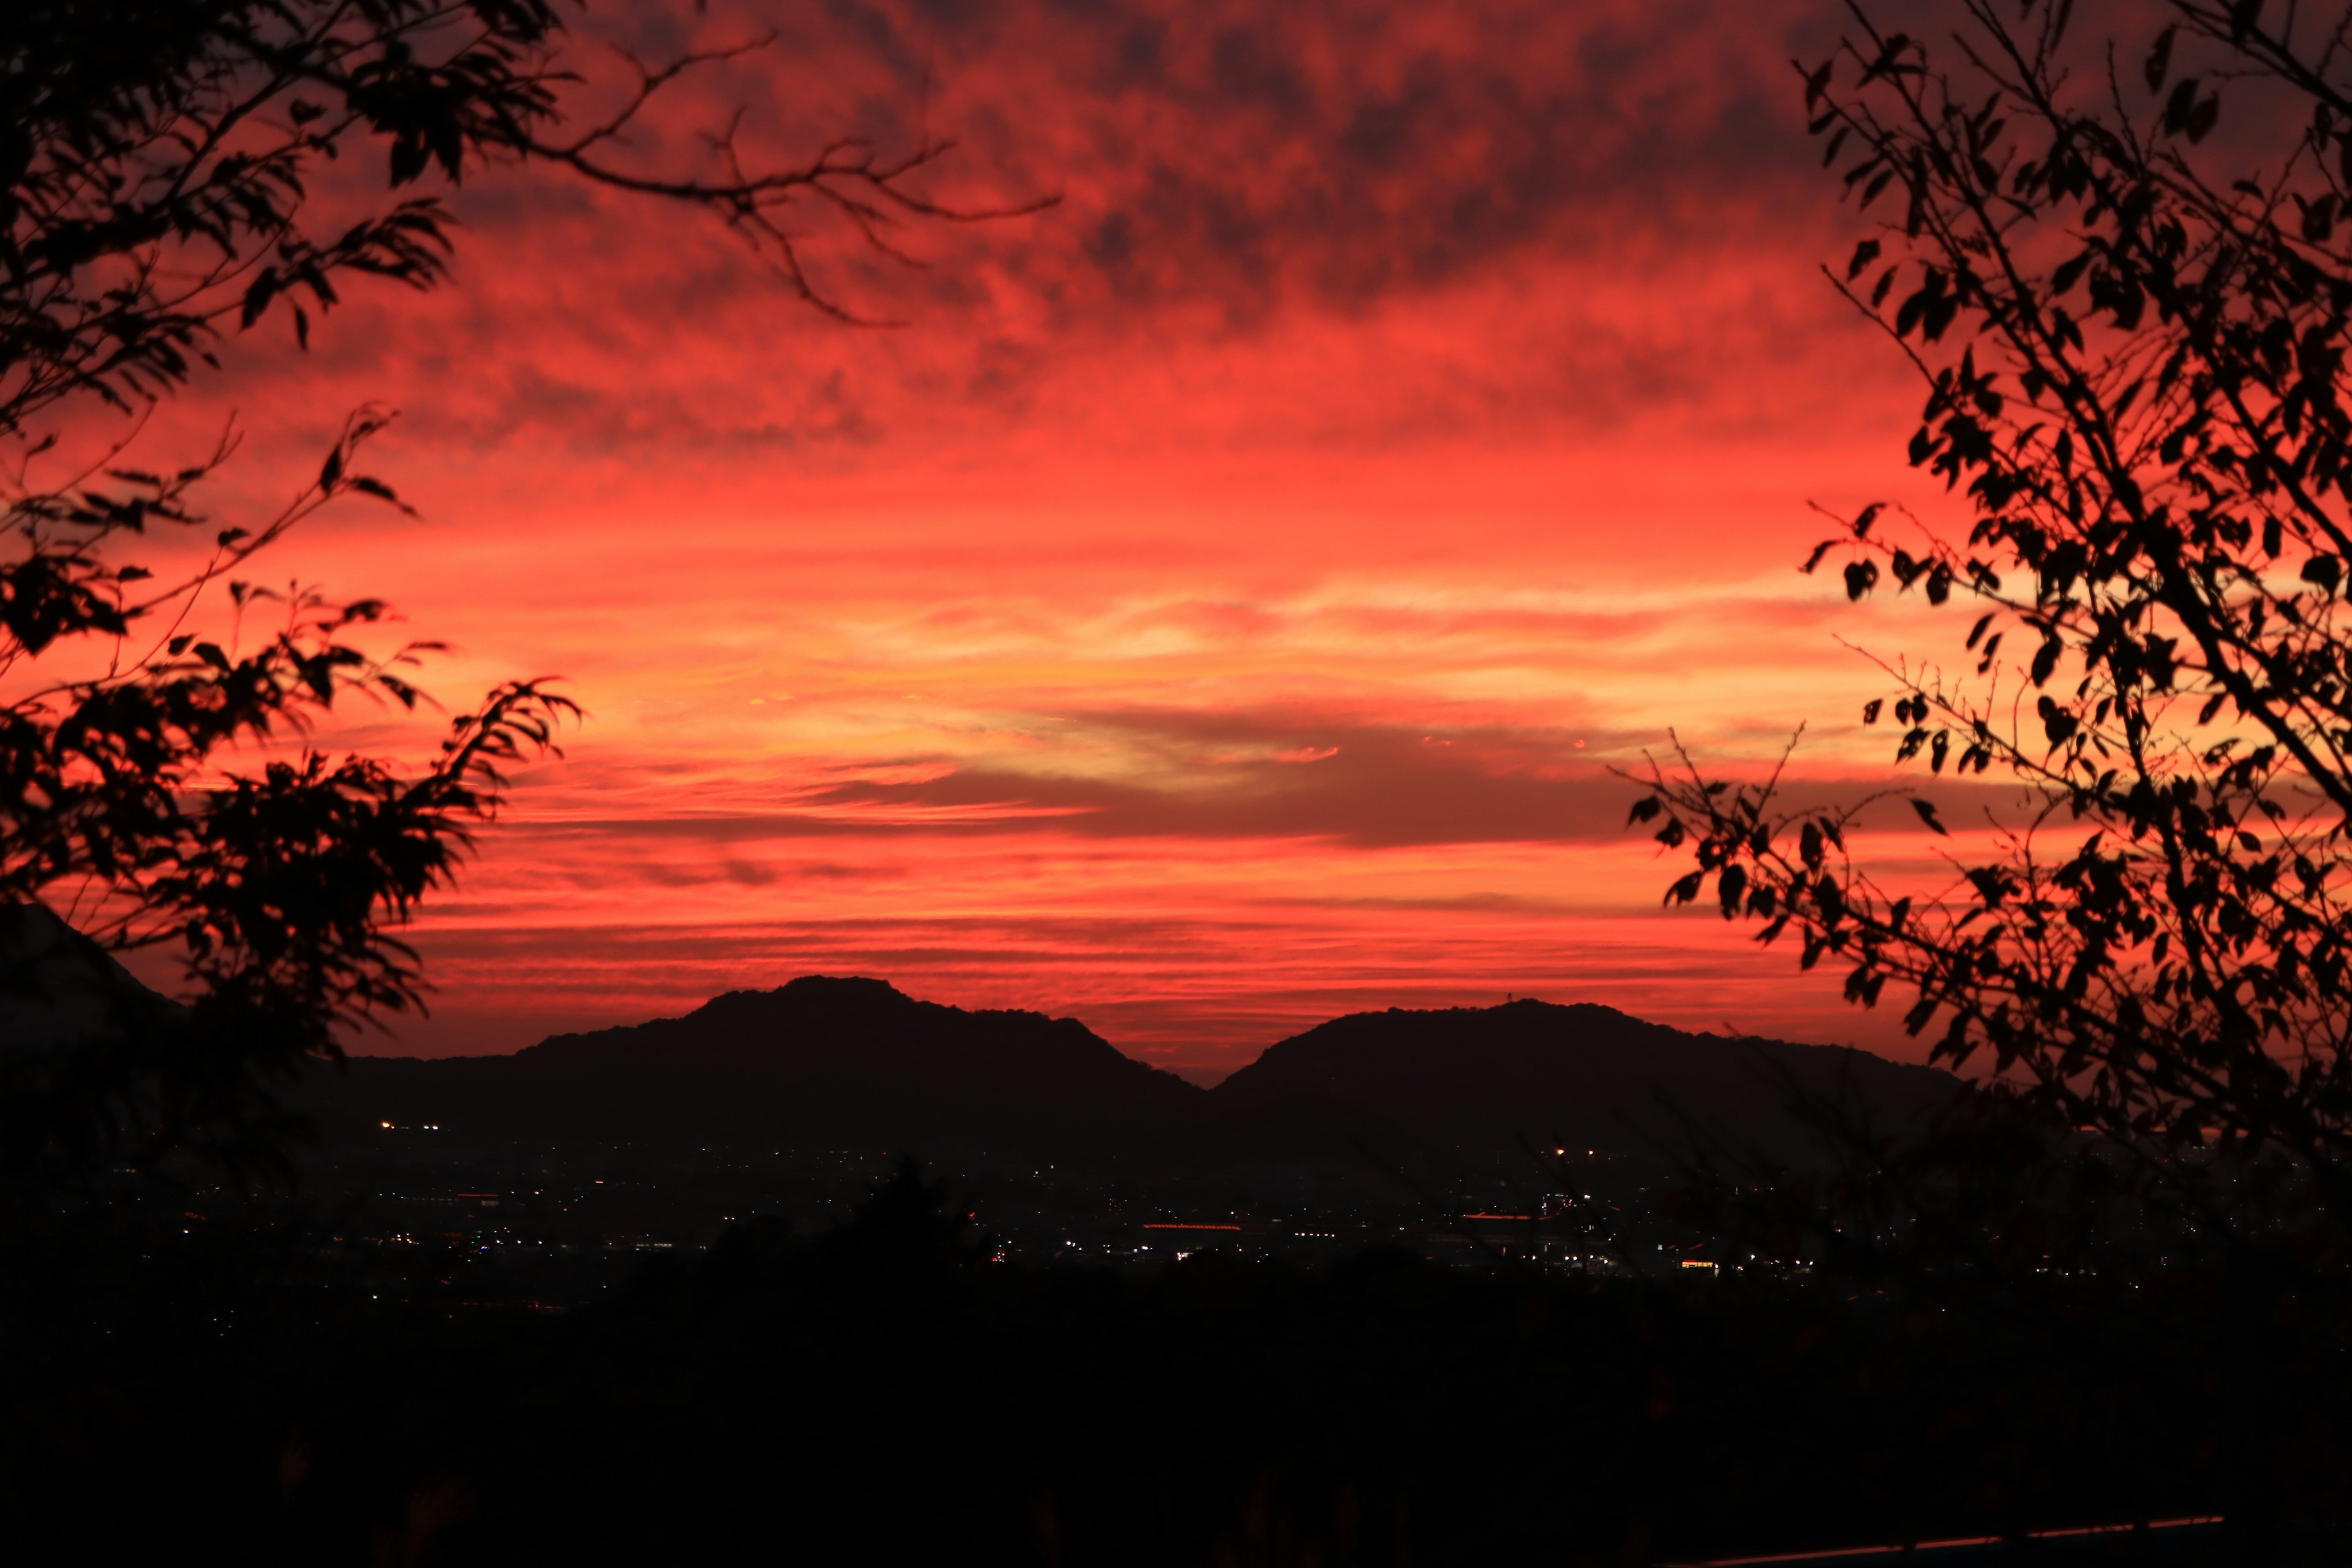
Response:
239,270,279,328
1717,864,1747,918
2188,94,2222,144
2301,193,2337,243
2146,26,2176,92
2163,78,2201,137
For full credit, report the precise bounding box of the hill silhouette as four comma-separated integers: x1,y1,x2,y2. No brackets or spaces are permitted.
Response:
307,976,1208,1153
1211,999,1956,1163
0,902,184,1052
309,979,1958,1164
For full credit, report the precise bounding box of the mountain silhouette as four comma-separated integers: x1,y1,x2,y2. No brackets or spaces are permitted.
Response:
307,979,1958,1165
0,902,185,1052
305,975,1207,1152
1210,999,1955,1163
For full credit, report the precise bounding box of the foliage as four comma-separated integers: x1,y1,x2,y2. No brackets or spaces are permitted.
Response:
0,0,1032,435
1634,0,2352,1248
0,0,1034,1185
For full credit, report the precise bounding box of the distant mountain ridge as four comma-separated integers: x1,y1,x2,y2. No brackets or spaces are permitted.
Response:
1212,999,1953,1162
312,976,1205,1152
302,976,1961,1164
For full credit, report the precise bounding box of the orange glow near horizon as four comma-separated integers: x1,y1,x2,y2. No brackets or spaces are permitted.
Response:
60,0,2018,1076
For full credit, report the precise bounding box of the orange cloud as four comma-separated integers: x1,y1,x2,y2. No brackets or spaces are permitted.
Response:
36,0,2002,1073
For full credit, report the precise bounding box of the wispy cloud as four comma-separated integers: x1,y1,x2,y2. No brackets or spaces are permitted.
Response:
64,0,1994,1067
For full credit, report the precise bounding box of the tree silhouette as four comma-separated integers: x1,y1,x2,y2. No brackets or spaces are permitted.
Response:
1636,0,2352,1257
0,0,1042,1187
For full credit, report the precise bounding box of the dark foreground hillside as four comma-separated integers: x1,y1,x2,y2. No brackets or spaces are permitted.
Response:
2,1164,2297,1567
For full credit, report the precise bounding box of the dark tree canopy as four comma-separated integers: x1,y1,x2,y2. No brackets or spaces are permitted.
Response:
1637,0,2352,1250
0,0,1023,431
0,0,1035,1187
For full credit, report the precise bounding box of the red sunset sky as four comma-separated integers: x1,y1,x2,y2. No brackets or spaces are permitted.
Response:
77,0,2010,1080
